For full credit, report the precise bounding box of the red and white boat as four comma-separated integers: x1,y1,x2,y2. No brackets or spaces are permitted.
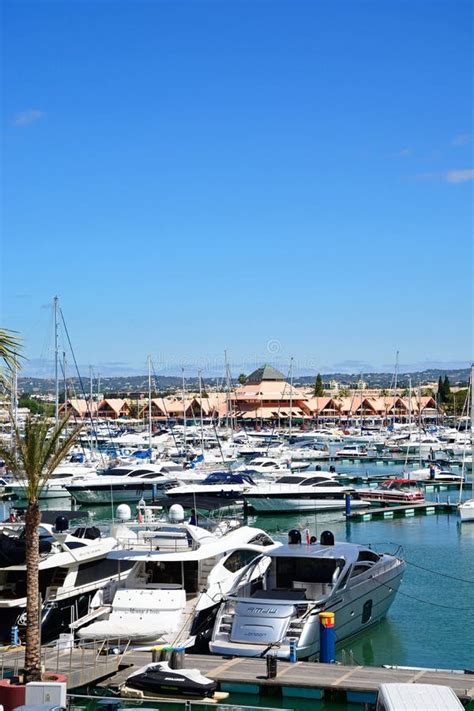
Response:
357,478,424,504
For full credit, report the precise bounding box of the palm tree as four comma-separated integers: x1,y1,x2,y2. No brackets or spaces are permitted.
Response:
0,415,82,682
0,328,22,388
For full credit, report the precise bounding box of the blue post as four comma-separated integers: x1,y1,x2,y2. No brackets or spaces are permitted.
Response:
10,625,19,646
345,493,351,517
319,612,335,663
289,637,297,662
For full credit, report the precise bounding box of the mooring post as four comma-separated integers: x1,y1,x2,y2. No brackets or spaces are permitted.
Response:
345,493,351,517
319,611,336,663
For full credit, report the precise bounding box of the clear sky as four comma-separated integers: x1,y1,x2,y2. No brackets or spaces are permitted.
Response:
1,0,472,377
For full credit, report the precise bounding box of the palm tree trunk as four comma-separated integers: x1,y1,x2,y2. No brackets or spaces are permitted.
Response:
24,501,42,682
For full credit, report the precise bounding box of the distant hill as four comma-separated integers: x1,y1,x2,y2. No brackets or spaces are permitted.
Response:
16,367,470,395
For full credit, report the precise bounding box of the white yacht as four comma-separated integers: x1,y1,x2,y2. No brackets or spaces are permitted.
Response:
65,463,200,505
4,453,98,500
0,517,128,645
210,529,405,660
237,456,311,474
75,509,280,649
334,444,370,458
241,472,369,513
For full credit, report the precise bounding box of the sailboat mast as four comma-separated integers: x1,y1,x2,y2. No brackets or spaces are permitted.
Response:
198,369,204,453
392,350,399,428
54,295,59,425
223,350,234,440
408,375,412,426
63,351,67,414
182,367,186,455
148,355,152,457
289,356,294,437
470,364,474,495
11,357,18,449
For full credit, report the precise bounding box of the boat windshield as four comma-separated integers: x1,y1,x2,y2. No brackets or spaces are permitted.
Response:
142,560,199,592
275,556,344,586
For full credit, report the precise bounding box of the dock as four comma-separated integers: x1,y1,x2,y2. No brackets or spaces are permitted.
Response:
1,646,473,706
346,501,459,521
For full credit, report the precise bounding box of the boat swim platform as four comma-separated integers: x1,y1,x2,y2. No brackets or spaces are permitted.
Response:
2,646,472,705
345,501,459,521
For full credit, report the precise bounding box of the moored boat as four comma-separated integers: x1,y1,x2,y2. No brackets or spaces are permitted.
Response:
357,478,424,504
210,529,405,659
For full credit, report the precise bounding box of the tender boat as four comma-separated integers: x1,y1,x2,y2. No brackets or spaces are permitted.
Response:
210,529,405,659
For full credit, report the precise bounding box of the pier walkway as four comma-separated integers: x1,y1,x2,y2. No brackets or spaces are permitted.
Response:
346,501,458,521
1,645,473,706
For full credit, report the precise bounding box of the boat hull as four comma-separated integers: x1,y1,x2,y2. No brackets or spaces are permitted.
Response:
66,486,157,505
459,500,474,522
211,563,404,659
245,496,369,513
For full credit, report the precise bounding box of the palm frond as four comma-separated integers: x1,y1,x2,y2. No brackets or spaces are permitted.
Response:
2,412,82,502
0,329,23,371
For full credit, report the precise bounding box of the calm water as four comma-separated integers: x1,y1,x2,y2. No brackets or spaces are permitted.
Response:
5,460,474,675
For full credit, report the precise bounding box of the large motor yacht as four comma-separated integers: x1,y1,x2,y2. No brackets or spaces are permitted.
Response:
210,529,405,660
0,516,130,644
75,505,280,649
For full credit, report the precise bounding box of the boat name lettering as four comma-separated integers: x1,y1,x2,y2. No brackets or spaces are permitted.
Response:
247,607,277,614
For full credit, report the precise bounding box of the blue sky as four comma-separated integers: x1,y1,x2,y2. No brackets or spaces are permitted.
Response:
1,0,472,377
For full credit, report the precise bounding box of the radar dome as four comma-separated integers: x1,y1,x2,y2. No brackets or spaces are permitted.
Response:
169,504,185,523
116,504,132,522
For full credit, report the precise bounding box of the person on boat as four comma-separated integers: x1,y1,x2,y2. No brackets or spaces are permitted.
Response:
189,509,198,526
429,465,435,480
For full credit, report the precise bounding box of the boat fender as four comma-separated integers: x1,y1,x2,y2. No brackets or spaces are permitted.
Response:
288,529,301,545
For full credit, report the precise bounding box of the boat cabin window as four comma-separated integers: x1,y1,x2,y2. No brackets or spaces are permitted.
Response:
248,533,274,547
143,560,199,592
275,557,343,586
128,470,156,478
223,549,259,573
356,550,380,563
107,468,134,476
277,476,306,484
350,562,373,578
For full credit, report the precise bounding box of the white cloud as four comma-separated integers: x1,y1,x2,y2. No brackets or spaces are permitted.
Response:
451,133,471,147
445,169,474,183
12,109,45,126
390,147,412,158
406,168,474,184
